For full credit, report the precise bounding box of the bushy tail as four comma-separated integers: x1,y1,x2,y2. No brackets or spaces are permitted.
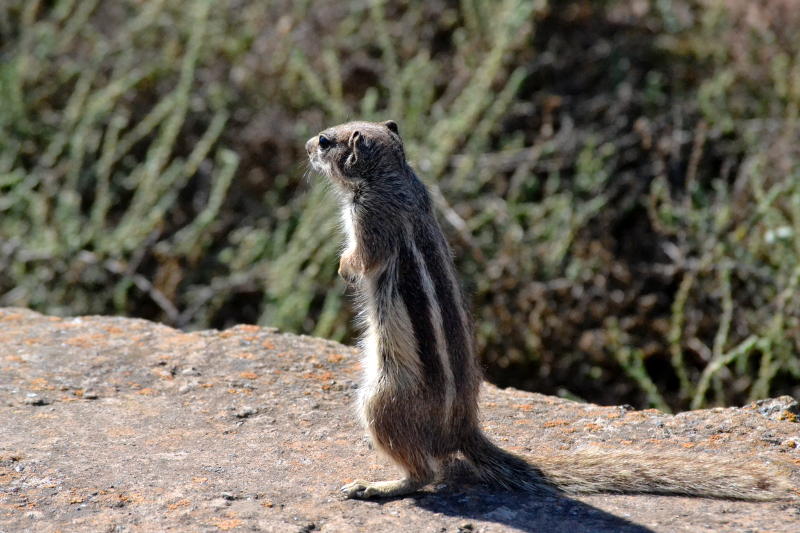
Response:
460,430,560,496
461,430,794,500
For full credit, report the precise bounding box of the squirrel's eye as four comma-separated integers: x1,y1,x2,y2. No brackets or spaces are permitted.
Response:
318,135,332,150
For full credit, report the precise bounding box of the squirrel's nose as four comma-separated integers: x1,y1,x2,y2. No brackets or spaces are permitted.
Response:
305,137,316,155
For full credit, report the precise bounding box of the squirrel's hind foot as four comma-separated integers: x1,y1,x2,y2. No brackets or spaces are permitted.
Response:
341,478,426,499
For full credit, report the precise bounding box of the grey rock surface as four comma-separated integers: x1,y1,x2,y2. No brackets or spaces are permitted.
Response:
1,307,799,532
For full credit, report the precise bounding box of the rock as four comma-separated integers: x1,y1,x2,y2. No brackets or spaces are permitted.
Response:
234,406,259,419
747,396,800,423
0,307,798,532
21,393,50,406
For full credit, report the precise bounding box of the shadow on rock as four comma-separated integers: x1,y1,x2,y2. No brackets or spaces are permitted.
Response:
411,460,654,533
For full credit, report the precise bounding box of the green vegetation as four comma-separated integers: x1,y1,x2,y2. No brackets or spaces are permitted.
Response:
2,0,799,411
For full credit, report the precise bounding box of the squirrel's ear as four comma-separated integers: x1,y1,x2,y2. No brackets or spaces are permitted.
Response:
384,120,399,135
346,130,364,167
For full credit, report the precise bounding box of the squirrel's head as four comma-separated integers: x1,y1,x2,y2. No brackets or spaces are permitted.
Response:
306,120,405,190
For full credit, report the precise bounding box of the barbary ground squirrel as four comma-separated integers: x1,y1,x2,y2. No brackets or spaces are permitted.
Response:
305,120,793,500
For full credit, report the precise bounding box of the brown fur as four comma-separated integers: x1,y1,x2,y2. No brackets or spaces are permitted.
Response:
306,120,794,501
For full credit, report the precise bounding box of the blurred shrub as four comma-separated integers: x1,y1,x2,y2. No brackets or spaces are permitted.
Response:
1,0,798,411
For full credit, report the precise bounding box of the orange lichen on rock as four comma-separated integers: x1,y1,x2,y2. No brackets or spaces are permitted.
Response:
209,517,244,530
326,353,345,364
0,467,20,484
542,419,571,428
29,377,54,391
64,333,107,346
167,499,191,511
303,371,334,382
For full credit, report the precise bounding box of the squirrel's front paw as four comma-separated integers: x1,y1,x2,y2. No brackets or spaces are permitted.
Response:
338,255,359,284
